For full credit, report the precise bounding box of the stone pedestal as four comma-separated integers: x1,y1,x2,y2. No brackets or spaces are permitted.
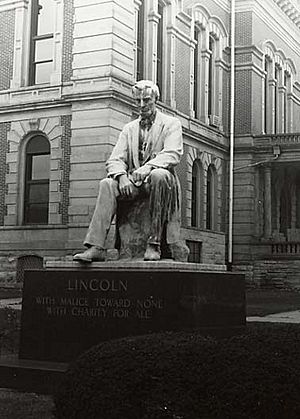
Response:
116,197,189,261
19,261,245,363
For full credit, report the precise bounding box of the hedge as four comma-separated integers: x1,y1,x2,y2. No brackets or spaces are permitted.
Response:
54,323,300,419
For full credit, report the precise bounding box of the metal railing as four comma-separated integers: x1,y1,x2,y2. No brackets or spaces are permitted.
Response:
271,242,300,255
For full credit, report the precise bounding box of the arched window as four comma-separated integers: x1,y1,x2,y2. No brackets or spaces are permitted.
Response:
206,165,217,230
29,0,55,85
136,1,145,81
191,160,203,227
157,2,164,99
24,135,50,224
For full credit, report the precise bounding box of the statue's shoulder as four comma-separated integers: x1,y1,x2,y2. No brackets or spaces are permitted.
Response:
123,118,139,130
157,111,181,127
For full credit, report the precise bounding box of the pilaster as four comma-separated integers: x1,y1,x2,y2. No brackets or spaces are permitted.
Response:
263,164,272,239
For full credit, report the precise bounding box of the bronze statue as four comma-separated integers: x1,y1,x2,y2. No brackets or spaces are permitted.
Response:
74,80,187,263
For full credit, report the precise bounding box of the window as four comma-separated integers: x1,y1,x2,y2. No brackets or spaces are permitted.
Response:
186,240,202,263
136,1,145,81
24,135,50,224
208,35,215,119
274,65,279,134
193,28,200,118
29,0,55,85
191,160,203,227
206,165,217,230
283,71,290,133
157,2,164,98
264,58,270,134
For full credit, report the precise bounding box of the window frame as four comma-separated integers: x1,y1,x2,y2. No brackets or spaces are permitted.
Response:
29,0,55,86
23,135,50,225
191,159,203,228
208,34,216,119
156,2,164,98
206,165,217,231
136,0,145,81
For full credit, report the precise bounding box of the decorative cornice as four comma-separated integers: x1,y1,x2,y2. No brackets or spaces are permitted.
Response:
273,0,300,27
0,0,29,12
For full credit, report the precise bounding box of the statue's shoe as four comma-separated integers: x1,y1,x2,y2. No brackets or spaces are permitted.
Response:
144,244,161,261
73,246,106,263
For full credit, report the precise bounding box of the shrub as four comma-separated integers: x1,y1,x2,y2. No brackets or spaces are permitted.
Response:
54,324,300,419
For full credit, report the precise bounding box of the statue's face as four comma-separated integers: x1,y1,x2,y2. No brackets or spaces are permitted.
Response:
133,87,156,118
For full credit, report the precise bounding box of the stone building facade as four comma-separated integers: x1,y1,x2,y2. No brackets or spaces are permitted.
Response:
0,0,299,287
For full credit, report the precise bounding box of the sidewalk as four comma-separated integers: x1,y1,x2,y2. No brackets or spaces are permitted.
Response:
247,310,300,323
0,298,22,310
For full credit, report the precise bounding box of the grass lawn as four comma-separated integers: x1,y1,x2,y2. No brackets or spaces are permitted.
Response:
0,389,54,419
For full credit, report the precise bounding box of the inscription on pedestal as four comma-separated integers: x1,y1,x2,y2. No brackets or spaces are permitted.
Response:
20,268,245,362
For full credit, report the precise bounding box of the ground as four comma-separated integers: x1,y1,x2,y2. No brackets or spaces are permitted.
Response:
1,286,300,418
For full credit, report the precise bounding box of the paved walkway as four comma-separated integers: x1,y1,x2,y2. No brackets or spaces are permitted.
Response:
1,298,300,324
0,298,22,310
247,310,300,323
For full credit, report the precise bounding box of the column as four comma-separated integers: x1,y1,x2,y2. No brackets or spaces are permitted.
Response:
165,25,176,108
200,49,210,124
264,165,272,238
268,78,276,134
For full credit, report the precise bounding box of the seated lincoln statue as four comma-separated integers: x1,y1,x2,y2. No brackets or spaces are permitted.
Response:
73,80,188,263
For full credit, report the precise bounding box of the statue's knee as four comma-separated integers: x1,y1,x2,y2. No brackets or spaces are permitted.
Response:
149,168,169,184
99,177,118,193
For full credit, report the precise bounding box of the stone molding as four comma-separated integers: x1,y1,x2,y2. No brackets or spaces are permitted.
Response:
273,0,300,27
5,117,64,226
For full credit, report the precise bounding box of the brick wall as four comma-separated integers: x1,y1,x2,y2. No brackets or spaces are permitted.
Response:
59,115,72,224
0,10,15,90
62,0,74,83
235,12,252,46
0,123,10,225
175,40,190,115
235,70,252,134
237,260,300,289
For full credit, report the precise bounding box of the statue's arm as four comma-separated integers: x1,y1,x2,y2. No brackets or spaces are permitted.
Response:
106,127,129,179
147,118,183,169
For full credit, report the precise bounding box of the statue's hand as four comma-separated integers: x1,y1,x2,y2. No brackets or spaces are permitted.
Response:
132,165,152,183
118,174,134,197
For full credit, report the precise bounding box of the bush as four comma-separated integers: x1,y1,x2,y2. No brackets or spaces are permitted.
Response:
54,324,300,419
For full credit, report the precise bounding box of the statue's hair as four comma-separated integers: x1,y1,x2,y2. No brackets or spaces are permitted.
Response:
132,80,160,101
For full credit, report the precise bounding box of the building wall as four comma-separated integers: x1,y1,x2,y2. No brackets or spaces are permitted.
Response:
2,0,300,287
0,0,230,286
0,9,15,91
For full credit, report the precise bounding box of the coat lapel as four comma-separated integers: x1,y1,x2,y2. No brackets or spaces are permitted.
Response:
143,112,164,163
131,119,140,169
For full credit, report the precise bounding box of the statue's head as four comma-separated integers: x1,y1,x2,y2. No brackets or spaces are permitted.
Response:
132,80,160,119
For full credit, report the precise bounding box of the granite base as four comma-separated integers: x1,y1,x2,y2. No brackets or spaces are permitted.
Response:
19,262,245,363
